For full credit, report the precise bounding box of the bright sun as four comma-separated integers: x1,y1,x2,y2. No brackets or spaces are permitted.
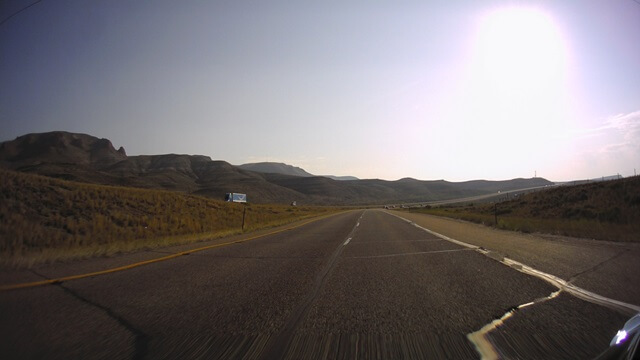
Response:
473,7,568,100
454,6,572,166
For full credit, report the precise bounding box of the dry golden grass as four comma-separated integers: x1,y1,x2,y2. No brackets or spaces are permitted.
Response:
0,169,339,266
407,176,640,242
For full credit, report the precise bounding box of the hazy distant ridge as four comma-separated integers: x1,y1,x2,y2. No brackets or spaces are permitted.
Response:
237,162,314,177
238,162,359,181
0,131,554,204
322,175,359,181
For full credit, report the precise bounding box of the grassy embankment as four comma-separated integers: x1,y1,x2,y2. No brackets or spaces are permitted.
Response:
405,176,640,242
0,169,340,267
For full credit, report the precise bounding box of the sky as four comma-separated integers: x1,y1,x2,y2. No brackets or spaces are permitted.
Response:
1,0,639,181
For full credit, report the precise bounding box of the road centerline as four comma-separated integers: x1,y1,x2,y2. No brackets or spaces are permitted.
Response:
259,211,365,359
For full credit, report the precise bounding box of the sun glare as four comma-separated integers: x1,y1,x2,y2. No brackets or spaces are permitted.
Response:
450,6,573,171
464,7,571,135
474,7,568,95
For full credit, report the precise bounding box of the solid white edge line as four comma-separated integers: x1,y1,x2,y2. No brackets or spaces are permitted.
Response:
505,258,640,314
411,222,479,250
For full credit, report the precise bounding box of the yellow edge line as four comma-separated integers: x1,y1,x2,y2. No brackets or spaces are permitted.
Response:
0,211,350,292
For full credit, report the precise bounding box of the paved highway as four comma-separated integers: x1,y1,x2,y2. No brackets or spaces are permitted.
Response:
0,210,633,359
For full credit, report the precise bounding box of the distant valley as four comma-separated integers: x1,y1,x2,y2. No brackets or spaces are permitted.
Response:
0,131,553,205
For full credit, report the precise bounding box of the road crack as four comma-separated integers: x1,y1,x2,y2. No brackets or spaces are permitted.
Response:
347,247,474,259
29,269,150,360
467,290,562,360
568,249,629,283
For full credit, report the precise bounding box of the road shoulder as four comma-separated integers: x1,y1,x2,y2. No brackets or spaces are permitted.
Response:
390,210,640,306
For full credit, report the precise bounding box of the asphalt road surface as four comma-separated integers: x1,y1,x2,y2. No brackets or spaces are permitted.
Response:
0,210,632,359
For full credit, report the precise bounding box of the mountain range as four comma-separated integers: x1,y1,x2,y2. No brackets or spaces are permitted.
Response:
0,131,553,204
237,162,359,181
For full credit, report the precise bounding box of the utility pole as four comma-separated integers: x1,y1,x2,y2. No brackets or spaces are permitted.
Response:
494,203,498,227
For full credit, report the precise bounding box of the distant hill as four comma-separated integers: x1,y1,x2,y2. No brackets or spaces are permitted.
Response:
238,161,360,181
237,162,314,177
0,131,126,168
237,161,359,181
556,175,624,186
0,132,305,203
322,175,359,181
255,173,552,205
0,131,554,205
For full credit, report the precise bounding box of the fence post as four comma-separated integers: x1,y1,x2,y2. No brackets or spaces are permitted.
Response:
242,205,247,231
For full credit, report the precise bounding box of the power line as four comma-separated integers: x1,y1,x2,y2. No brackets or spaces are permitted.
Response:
0,0,45,28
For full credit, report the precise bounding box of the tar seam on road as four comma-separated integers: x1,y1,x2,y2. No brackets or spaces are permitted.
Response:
0,212,349,292
259,210,366,360
60,285,150,360
568,248,629,283
29,269,150,360
467,289,562,360
346,238,444,244
347,248,474,259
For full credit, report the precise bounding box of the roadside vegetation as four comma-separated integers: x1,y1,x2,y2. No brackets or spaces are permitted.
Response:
405,176,640,242
0,169,340,267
